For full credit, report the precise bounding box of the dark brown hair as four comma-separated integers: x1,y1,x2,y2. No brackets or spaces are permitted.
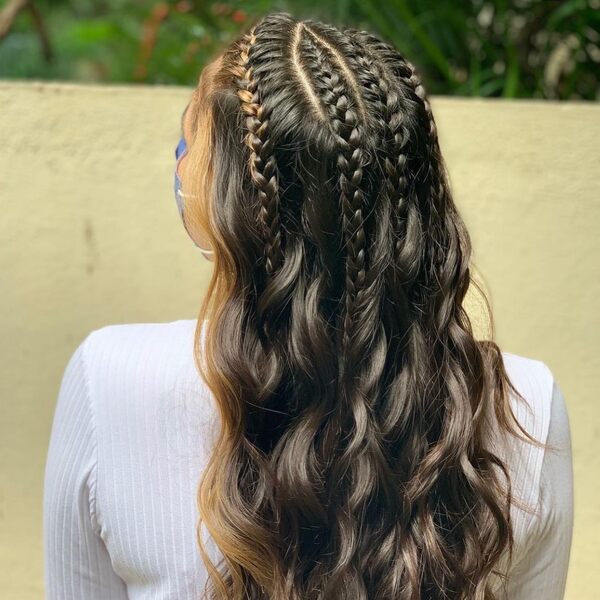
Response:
181,11,539,600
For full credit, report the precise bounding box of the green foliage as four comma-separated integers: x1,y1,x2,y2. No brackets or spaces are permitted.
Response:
0,0,598,99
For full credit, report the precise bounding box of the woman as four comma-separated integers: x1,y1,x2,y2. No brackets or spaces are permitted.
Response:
43,11,573,600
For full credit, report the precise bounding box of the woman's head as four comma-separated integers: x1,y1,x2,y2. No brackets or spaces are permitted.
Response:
183,11,535,600
179,12,431,290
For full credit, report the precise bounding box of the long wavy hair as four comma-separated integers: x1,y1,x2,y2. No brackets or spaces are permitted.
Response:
181,11,538,600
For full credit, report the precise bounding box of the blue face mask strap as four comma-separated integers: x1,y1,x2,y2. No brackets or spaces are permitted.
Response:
174,135,214,259
174,136,187,218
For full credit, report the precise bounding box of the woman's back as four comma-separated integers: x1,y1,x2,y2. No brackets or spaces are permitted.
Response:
43,318,573,600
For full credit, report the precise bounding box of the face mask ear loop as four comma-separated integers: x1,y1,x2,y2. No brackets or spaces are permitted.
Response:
175,135,214,258
178,187,214,257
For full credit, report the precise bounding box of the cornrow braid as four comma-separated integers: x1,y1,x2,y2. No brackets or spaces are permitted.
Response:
232,27,283,276
346,31,456,316
371,44,459,316
391,55,448,220
346,31,447,216
344,30,419,288
302,25,370,353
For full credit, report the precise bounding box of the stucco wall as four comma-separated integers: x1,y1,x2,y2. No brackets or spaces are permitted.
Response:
0,81,598,599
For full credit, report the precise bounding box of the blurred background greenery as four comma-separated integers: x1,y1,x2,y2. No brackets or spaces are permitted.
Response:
0,0,598,99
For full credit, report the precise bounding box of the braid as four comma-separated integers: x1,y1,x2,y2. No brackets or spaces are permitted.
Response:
402,59,449,214
346,30,454,315
388,56,457,312
302,25,369,352
232,27,283,275
385,52,447,212
345,31,446,210
345,30,420,288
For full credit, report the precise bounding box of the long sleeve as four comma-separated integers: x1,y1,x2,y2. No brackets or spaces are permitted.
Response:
43,334,129,600
504,377,574,599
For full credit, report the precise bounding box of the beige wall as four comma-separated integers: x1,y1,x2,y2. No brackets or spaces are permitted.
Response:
0,81,598,598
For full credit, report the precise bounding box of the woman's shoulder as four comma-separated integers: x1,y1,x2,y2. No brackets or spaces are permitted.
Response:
77,318,211,430
500,349,554,398
500,350,571,461
499,349,556,442
82,317,202,378
85,317,200,351
491,350,573,593
74,316,216,472
499,348,571,475
491,350,571,557
54,319,217,583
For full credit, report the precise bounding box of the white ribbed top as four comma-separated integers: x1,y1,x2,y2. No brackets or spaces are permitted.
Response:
43,319,573,599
